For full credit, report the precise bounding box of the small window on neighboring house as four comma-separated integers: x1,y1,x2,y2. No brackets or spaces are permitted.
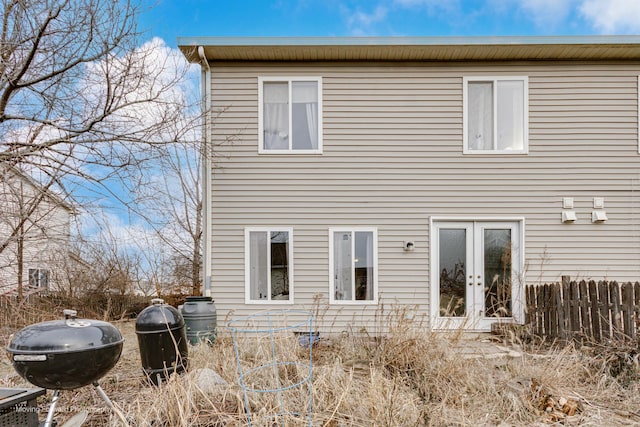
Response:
464,77,528,154
29,268,49,289
329,228,378,304
258,77,322,154
245,228,293,303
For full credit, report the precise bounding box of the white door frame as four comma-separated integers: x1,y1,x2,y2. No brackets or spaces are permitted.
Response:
429,217,525,331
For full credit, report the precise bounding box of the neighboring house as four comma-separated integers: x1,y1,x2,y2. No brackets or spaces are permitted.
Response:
179,36,640,332
0,166,73,296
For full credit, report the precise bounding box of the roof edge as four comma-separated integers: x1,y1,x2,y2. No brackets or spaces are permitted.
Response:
177,35,640,47
178,35,640,63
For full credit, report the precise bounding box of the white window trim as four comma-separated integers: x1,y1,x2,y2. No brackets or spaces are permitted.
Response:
244,227,294,305
328,227,378,305
463,76,529,155
638,75,639,154
258,76,323,154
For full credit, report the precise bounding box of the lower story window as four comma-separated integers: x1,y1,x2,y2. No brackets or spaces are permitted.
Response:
245,228,292,303
330,228,377,303
29,268,49,289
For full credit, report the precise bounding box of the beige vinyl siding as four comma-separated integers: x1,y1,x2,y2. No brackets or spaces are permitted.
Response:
207,60,640,331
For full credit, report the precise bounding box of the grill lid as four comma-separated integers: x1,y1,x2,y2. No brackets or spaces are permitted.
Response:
135,298,185,332
6,309,124,354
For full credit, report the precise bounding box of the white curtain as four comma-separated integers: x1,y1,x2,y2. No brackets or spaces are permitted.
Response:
249,232,268,300
497,80,524,150
468,82,493,151
263,82,289,150
333,232,352,300
292,81,318,150
305,103,318,148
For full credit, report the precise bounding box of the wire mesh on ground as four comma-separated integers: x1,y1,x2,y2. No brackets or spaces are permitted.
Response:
227,309,314,427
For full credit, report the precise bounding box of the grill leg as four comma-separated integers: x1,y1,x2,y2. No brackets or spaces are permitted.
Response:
93,382,130,427
43,389,60,427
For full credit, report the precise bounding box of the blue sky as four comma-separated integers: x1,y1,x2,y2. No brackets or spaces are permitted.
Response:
139,0,640,47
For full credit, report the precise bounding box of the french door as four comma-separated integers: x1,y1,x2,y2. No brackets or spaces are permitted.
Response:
431,220,523,331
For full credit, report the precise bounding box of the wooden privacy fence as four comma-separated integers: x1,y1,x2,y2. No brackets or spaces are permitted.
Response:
526,281,640,342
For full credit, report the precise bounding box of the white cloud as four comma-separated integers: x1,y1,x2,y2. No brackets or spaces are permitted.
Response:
393,0,461,15
519,0,575,29
579,0,640,34
394,0,444,6
346,5,388,35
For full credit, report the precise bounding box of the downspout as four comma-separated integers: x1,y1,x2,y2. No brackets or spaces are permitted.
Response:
198,46,213,297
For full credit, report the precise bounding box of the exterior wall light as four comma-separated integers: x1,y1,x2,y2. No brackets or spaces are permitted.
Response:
403,241,415,251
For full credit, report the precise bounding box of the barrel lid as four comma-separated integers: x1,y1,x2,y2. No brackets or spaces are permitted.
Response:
185,296,213,302
135,300,184,331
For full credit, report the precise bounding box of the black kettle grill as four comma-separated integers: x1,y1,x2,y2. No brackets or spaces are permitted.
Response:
5,309,129,426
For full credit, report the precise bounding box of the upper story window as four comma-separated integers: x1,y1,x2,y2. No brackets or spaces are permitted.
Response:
329,228,378,304
29,268,49,289
245,228,293,304
258,77,322,154
463,76,528,154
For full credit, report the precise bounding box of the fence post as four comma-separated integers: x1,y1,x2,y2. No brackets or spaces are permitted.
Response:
525,285,534,326
568,281,581,337
610,281,623,340
554,283,566,341
544,283,554,339
536,284,544,336
598,281,611,340
622,282,635,339
579,280,591,338
589,280,600,342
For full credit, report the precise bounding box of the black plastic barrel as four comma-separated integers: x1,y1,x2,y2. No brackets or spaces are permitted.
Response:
180,296,217,345
135,298,188,386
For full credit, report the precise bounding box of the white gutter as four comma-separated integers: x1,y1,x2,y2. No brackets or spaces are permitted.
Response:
198,45,213,297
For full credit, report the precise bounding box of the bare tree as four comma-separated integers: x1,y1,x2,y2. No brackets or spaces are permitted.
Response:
132,140,203,295
69,217,143,296
0,0,201,295
1,0,194,168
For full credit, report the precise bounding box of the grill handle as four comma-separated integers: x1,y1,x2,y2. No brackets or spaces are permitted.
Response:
63,309,78,319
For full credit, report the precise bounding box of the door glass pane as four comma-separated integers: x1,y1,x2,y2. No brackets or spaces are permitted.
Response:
354,231,374,301
263,82,289,150
497,80,524,150
292,81,318,150
483,229,512,317
439,228,467,316
468,82,493,151
270,231,289,300
333,232,352,300
249,232,268,300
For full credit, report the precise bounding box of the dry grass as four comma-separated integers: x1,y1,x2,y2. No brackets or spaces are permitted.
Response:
2,305,640,426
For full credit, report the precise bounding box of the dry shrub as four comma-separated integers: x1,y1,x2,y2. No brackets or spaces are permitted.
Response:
5,308,640,426
579,337,640,387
